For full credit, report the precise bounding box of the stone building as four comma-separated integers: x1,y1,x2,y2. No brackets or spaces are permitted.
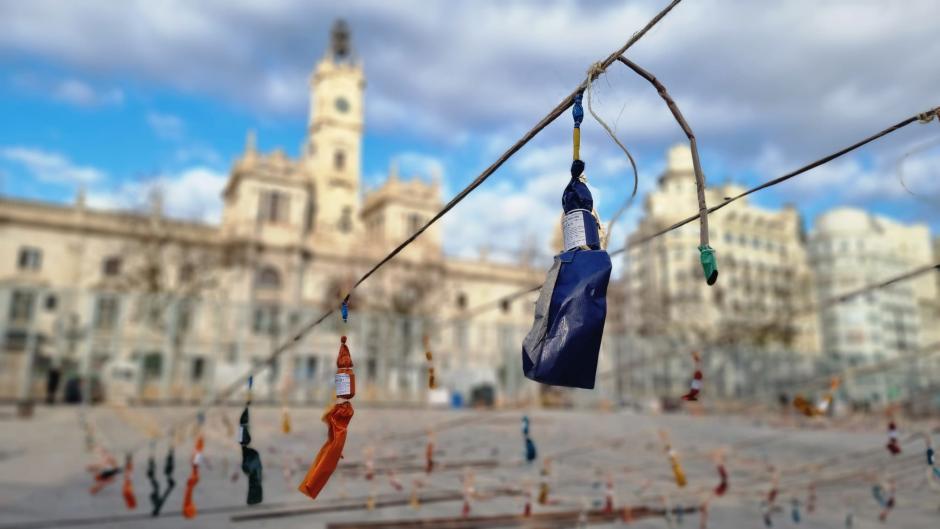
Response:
808,208,940,402
0,21,543,405
622,144,821,398
624,144,821,351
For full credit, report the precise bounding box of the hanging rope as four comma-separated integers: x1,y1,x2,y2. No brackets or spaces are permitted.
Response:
896,136,940,204
584,62,639,248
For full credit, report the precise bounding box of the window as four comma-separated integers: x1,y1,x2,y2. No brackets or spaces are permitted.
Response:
17,247,42,271
305,356,318,381
255,267,282,290
258,191,290,224
179,263,195,283
226,343,239,364
252,304,280,335
176,299,194,333
334,150,346,171
304,197,316,232
407,213,422,234
500,299,511,314
142,352,162,379
191,357,205,381
8,290,36,325
102,256,122,277
456,292,467,310
45,294,57,311
338,206,353,233
456,323,469,352
93,295,120,331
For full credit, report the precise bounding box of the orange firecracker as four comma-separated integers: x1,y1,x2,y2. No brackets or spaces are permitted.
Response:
182,435,203,518
297,335,356,500
297,402,354,499
335,336,355,399
122,454,137,510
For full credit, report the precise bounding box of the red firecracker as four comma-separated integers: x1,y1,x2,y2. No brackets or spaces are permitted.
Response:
886,421,901,455
681,352,703,401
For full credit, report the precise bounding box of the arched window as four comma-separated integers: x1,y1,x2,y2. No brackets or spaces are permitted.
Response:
338,206,352,233
334,150,346,171
255,266,281,290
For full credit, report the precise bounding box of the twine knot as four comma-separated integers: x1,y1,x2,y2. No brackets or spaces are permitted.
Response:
586,61,605,82
918,108,939,124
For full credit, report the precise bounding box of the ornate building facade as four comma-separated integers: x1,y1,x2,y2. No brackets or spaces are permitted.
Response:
0,22,543,405
624,144,821,353
809,208,940,402
620,144,822,399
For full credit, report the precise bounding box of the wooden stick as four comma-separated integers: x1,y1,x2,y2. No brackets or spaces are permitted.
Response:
617,56,710,248
325,505,697,529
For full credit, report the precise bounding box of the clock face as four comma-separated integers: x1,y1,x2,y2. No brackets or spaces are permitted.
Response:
334,97,350,113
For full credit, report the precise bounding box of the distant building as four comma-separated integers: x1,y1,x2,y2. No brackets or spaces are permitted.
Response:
808,208,940,402
0,21,542,404
624,144,821,353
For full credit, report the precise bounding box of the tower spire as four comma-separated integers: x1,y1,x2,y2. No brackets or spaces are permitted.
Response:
329,19,352,62
245,129,257,155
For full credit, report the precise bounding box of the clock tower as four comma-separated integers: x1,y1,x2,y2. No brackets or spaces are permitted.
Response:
305,20,365,238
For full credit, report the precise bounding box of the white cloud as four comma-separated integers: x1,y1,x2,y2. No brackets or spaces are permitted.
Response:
52,78,124,107
87,166,226,223
0,146,105,184
147,111,185,140
395,152,444,180
2,1,939,243
754,138,940,209
173,145,222,165
10,73,124,107
3,0,935,156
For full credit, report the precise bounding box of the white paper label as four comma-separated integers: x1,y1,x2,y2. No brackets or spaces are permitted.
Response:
690,379,702,390
237,425,245,444
335,373,351,396
562,210,588,250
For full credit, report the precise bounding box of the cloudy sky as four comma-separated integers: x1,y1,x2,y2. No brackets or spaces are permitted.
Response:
1,0,938,261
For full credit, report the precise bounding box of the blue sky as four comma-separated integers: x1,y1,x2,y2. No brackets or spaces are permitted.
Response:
1,0,938,261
